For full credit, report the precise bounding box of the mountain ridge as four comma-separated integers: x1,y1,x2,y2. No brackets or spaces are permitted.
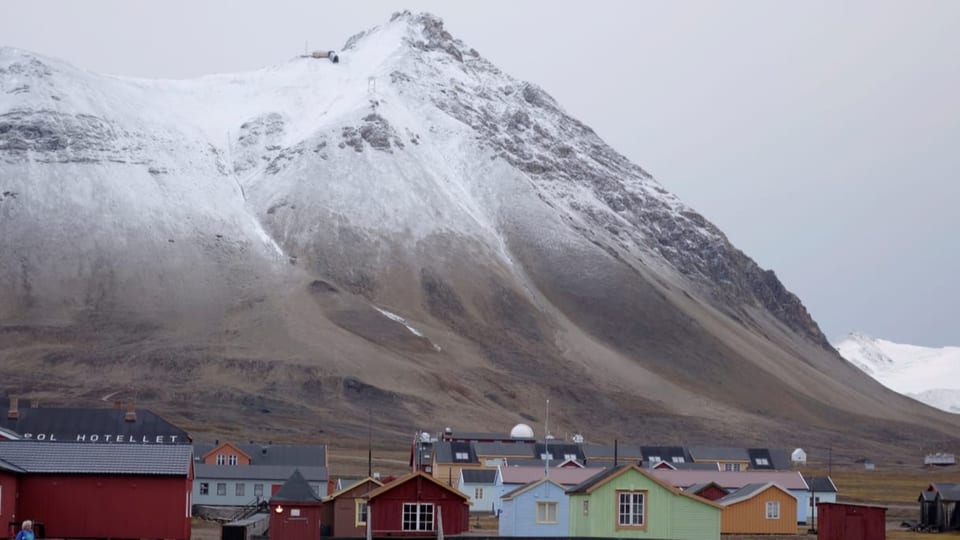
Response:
1,12,957,457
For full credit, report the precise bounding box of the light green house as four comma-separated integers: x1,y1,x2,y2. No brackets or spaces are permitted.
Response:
567,464,721,540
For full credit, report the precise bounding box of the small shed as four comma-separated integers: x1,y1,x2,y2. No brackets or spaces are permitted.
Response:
321,476,382,537
718,482,798,535
366,471,470,536
816,502,885,540
918,483,960,531
791,448,807,465
269,470,323,540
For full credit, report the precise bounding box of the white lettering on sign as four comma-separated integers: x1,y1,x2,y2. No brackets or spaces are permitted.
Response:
25,433,184,443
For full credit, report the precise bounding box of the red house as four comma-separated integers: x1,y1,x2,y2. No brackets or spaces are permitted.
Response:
817,502,886,540
367,471,470,536
322,477,384,537
269,469,323,540
0,441,193,540
685,481,728,501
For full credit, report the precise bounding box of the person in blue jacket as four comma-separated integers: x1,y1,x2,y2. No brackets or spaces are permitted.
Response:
15,520,34,540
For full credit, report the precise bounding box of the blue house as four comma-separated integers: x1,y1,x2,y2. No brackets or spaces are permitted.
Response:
458,468,498,514
499,478,570,537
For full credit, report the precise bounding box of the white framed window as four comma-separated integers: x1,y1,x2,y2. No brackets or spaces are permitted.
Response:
229,454,238,465
200,482,209,495
236,483,245,497
648,455,661,462
216,454,225,465
536,501,558,523
402,503,434,531
617,491,645,528
564,453,577,461
582,500,589,515
254,483,264,498
540,453,554,460
724,463,741,471
455,452,469,460
355,500,368,526
475,487,484,499
671,456,685,463
755,457,770,466
766,501,780,519
217,482,227,496
291,508,301,517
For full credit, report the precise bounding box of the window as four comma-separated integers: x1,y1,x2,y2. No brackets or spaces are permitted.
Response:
766,501,780,519
291,509,301,517
236,483,245,497
355,500,368,526
540,453,554,460
564,453,577,461
582,500,589,515
402,503,434,531
254,484,264,498
216,454,225,465
455,452,469,460
724,463,741,472
200,483,209,495
536,501,558,523
648,455,661,462
474,487,484,499
671,456,685,463
229,454,238,465
755,457,769,466
617,491,645,528
217,483,227,496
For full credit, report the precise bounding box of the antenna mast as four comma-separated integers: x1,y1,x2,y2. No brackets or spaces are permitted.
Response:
544,399,550,478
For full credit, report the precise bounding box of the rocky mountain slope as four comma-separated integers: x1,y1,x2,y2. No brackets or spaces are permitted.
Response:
836,333,960,414
1,12,957,457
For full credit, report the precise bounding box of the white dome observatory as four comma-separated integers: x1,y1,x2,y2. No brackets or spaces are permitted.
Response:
510,423,534,439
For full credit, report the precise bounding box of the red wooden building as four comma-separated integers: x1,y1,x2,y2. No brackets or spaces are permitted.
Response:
0,441,193,540
269,469,323,540
367,471,470,536
322,477,383,537
685,481,728,501
817,502,886,540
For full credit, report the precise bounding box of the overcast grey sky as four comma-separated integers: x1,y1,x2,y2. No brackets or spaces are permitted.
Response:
3,1,958,346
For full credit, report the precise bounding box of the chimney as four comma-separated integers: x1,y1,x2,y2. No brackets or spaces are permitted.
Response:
7,397,18,420
124,400,137,422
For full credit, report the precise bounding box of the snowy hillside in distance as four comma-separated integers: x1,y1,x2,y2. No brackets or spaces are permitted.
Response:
836,333,960,413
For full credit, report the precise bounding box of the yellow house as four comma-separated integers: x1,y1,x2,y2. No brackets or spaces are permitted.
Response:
719,482,798,535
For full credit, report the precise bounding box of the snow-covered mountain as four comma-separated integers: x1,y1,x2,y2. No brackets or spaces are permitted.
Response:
1,12,958,451
836,333,960,413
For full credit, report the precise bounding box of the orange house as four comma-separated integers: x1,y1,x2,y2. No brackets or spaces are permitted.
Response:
719,482,798,534
202,441,252,465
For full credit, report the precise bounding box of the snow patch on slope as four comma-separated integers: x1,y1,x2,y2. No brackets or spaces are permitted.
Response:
374,307,441,351
836,333,960,413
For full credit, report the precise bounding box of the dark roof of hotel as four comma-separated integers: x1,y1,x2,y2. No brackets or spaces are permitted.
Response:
0,398,189,444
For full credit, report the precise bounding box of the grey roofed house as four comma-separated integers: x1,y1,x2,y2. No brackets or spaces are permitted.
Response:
641,460,720,471
460,469,497,483
641,446,692,464
580,443,644,461
0,441,193,475
193,442,327,467
802,475,838,493
748,448,790,470
474,441,538,458
270,469,322,503
432,441,478,464
195,464,327,482
689,447,751,462
534,442,584,463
